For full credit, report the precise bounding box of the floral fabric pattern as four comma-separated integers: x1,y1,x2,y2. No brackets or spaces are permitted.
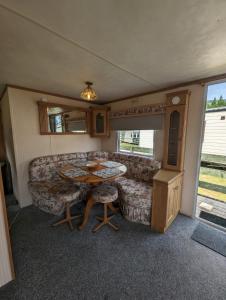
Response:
87,151,109,161
92,184,118,203
28,151,160,223
29,152,88,181
28,180,89,216
114,177,152,225
109,152,161,183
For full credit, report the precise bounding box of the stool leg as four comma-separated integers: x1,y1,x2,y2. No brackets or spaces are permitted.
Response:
92,203,119,233
92,203,107,233
108,221,119,231
92,220,105,233
106,203,119,231
53,203,82,231
66,204,74,230
104,203,108,223
108,202,119,213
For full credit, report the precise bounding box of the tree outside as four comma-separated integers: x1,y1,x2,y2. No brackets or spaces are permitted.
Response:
207,95,226,109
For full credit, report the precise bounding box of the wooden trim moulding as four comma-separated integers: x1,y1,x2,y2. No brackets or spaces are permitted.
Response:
1,72,226,105
1,84,101,105
37,101,90,112
0,86,8,102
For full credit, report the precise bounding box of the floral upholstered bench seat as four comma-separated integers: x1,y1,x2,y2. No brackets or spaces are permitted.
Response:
28,152,95,216
108,153,161,225
28,180,89,216
28,151,160,225
113,177,152,225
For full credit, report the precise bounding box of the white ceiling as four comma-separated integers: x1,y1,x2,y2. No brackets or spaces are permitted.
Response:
0,0,226,103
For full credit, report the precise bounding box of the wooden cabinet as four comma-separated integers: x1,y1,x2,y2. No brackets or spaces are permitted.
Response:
151,170,183,233
163,90,189,171
90,107,110,137
151,90,189,233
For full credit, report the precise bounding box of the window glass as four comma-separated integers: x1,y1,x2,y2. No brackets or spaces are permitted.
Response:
118,130,154,156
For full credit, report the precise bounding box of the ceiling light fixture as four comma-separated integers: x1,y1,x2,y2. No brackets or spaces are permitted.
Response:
80,81,97,101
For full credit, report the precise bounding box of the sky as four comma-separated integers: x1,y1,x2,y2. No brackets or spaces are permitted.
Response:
207,82,226,100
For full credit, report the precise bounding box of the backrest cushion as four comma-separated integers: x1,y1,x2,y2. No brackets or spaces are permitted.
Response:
29,152,87,181
87,151,109,160
109,152,161,183
29,151,161,183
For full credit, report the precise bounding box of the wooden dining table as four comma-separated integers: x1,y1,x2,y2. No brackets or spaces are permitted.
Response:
59,160,127,230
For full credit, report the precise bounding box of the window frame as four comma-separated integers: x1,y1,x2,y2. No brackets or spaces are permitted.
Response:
116,130,155,158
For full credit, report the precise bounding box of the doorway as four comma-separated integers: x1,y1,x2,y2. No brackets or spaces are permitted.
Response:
196,82,226,229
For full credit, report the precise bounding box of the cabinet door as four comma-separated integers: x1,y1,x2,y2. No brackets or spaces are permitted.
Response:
163,105,187,171
91,109,110,137
166,177,182,228
166,185,176,226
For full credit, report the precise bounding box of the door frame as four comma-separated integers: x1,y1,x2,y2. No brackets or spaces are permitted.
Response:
0,109,6,161
192,79,226,226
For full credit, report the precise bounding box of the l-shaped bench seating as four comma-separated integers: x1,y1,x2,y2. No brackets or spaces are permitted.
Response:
28,151,161,225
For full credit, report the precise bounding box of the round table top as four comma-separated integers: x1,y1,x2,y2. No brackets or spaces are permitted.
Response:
59,160,127,185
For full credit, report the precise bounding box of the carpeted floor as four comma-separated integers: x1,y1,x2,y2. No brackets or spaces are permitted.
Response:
0,204,226,300
192,222,226,257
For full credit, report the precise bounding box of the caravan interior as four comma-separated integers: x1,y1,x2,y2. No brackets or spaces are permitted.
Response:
0,1,226,299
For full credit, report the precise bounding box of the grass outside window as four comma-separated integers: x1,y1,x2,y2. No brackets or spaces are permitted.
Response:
198,167,226,203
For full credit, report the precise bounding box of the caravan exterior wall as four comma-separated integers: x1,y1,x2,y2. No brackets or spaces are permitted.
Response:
139,130,154,149
202,108,226,156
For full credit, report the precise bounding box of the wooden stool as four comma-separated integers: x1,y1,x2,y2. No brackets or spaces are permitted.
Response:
91,184,119,233
52,202,82,231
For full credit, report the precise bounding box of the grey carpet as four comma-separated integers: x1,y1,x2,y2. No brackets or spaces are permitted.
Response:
191,222,226,257
0,205,226,300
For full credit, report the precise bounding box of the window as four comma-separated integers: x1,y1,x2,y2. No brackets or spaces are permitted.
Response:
49,114,64,133
118,130,154,156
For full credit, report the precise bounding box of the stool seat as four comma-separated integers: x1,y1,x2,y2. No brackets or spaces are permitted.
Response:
91,184,119,233
92,184,118,203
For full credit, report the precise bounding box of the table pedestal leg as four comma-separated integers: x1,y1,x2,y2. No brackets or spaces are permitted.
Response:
79,194,95,230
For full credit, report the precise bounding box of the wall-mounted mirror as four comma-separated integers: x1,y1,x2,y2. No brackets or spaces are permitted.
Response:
38,102,89,135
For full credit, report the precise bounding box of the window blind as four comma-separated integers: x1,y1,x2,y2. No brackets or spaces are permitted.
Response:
110,115,163,130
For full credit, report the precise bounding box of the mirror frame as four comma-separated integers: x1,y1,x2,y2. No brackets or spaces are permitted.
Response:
37,101,90,135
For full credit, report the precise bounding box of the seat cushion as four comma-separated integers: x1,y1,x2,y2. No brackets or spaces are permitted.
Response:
28,180,89,216
109,152,161,183
92,184,118,203
114,177,152,225
87,151,109,161
115,178,152,208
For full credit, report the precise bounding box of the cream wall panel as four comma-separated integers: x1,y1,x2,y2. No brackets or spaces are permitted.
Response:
101,131,117,153
7,88,101,207
50,135,100,154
